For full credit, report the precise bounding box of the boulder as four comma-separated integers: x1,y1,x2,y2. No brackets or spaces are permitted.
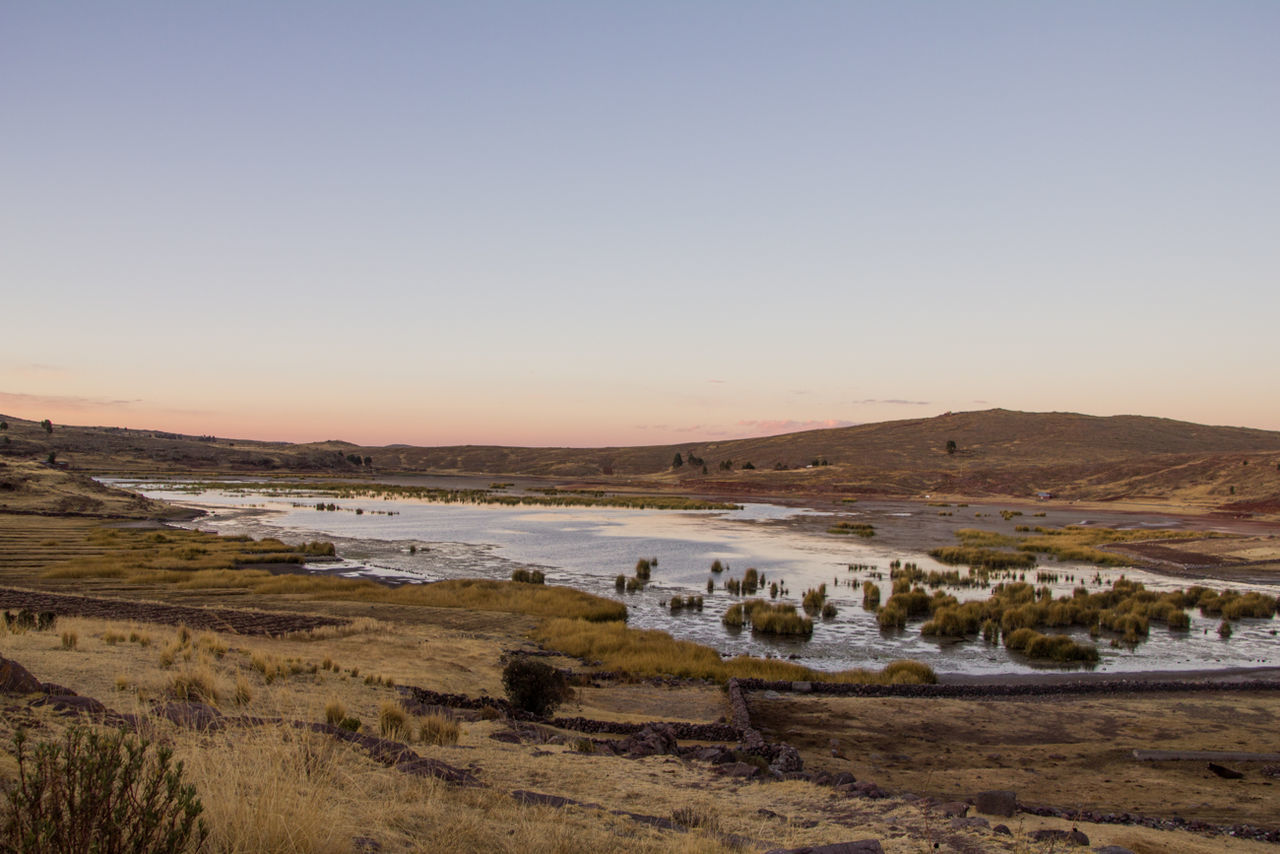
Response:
0,656,42,694
763,842,884,854
974,789,1018,817
154,701,224,730
939,801,969,818
32,694,107,716
719,761,761,779
620,722,678,757
769,743,804,774
1209,762,1244,779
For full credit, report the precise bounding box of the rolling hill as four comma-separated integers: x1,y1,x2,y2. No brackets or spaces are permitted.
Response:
3,409,1280,509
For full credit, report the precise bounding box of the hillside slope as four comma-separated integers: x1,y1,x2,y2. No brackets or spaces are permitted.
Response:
4,409,1280,507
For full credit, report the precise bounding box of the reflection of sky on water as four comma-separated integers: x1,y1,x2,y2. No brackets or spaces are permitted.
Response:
123,482,1280,677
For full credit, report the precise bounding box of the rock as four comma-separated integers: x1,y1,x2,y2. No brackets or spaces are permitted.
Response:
688,746,733,764
792,681,812,693
719,761,760,779
769,743,804,774
1030,828,1087,845
940,801,969,818
511,790,575,809
395,757,481,786
975,789,1018,817
1030,829,1070,842
0,656,42,694
154,701,223,730
488,729,523,744
1209,762,1244,779
992,824,1012,836
763,841,884,854
620,723,678,757
851,781,888,799
1094,847,1137,854
41,682,77,696
949,817,989,830
32,694,108,717
831,771,857,787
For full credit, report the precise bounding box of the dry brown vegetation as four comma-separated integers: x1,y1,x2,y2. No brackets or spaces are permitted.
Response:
751,690,1280,830
8,408,1280,510
4,429,1280,851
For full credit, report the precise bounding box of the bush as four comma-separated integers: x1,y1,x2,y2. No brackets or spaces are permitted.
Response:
501,657,572,717
418,713,460,746
0,727,206,853
510,568,546,584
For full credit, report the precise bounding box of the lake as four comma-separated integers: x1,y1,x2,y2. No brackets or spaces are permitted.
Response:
115,479,1280,677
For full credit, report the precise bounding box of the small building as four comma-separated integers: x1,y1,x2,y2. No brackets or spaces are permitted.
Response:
1036,491,1053,501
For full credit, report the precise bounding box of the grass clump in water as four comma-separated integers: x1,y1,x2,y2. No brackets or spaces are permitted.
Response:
722,600,813,637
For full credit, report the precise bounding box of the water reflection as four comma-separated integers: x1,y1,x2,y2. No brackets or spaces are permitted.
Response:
118,481,1280,677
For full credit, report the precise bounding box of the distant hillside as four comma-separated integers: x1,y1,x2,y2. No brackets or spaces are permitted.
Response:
4,409,1280,509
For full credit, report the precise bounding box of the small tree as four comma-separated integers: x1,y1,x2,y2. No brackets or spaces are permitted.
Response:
671,452,683,469
45,452,56,465
1,726,206,853
945,440,957,455
40,420,53,434
0,421,8,431
501,658,572,717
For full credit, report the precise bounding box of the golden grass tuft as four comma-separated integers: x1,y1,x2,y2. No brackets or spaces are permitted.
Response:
59,630,78,650
169,663,219,703
234,675,253,705
418,712,460,746
378,700,408,739
324,699,346,726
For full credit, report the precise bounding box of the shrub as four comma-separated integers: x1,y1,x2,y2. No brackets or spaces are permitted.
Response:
510,568,545,584
0,727,206,853
634,559,652,581
418,713,460,746
378,702,408,739
337,716,361,732
881,660,938,684
501,657,572,717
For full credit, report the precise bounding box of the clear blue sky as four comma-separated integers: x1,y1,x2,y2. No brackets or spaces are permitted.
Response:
3,2,1277,445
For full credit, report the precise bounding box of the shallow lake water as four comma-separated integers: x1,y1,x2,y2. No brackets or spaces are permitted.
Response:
117,480,1280,678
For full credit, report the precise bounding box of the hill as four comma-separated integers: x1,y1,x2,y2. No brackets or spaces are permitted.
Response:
4,409,1280,509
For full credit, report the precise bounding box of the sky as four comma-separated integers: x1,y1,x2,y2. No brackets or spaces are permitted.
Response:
3,2,1278,447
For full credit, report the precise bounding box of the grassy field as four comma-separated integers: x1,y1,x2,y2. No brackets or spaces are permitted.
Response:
4,461,1280,851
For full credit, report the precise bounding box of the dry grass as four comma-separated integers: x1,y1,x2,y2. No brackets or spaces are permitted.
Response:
378,700,408,739
532,618,935,684
31,523,626,623
2,611,1276,853
417,713,460,747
